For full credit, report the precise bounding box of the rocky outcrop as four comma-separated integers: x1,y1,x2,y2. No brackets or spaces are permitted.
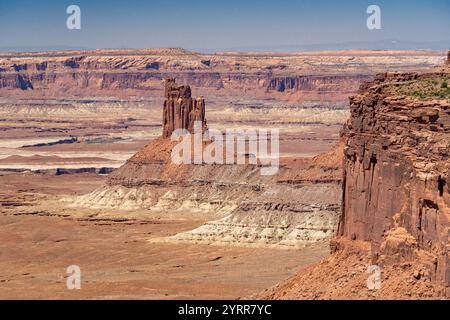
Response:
261,67,450,299
339,74,450,293
70,79,344,248
339,71,450,295
162,78,206,138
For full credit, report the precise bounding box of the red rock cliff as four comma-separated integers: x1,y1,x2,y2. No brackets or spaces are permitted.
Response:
339,71,450,295
0,50,444,102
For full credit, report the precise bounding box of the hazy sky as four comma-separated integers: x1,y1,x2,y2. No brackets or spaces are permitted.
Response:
0,0,449,51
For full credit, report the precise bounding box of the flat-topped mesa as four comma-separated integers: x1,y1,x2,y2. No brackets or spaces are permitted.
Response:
162,78,207,138
447,50,450,65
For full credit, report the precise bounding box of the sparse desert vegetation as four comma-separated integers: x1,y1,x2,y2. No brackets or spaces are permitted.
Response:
388,75,450,99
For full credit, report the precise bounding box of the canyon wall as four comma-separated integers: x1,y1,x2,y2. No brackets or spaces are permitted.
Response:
261,61,450,299
338,71,450,295
0,59,372,101
0,50,444,102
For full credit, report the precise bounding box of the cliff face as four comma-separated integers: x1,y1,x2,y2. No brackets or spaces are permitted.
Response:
162,78,206,138
339,72,450,293
267,74,370,94
0,49,444,102
261,68,450,299
0,57,369,101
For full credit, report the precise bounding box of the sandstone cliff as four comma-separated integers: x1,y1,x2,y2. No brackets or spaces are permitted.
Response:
339,70,449,295
261,63,450,299
0,49,444,102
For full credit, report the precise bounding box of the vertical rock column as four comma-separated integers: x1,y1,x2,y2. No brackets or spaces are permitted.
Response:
162,78,207,138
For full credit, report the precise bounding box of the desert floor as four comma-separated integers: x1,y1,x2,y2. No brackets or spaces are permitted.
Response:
0,171,328,299
0,96,336,299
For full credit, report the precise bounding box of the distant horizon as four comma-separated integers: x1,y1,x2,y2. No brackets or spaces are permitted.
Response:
1,39,450,55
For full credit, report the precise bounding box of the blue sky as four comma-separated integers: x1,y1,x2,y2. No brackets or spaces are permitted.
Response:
0,0,449,52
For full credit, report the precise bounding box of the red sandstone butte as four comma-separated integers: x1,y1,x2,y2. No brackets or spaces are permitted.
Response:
162,78,207,138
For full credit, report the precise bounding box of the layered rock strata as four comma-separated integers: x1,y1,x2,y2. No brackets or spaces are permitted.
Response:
71,79,343,247
261,67,450,298
0,49,444,102
170,145,343,247
339,71,450,295
73,138,342,247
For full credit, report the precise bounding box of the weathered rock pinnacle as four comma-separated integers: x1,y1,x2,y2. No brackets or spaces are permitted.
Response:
162,78,207,138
